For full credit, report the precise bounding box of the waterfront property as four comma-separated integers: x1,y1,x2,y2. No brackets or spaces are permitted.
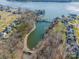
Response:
0,5,22,39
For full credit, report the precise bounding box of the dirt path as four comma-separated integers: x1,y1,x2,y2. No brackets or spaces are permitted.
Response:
23,22,36,53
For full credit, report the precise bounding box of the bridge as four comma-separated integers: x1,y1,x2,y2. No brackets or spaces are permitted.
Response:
36,19,53,23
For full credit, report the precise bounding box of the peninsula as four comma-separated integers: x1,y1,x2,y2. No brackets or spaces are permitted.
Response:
0,4,38,59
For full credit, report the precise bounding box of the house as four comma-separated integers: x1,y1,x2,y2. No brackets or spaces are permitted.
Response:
2,32,7,38
3,26,12,34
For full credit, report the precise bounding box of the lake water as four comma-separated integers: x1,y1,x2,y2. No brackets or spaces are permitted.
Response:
1,0,79,49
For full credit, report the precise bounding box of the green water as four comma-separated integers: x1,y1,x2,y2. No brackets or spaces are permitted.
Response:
27,22,50,49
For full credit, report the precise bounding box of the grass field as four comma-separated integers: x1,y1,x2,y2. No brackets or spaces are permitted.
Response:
0,11,20,32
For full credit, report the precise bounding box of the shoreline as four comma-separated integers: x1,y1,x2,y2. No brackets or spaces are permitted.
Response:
23,22,36,53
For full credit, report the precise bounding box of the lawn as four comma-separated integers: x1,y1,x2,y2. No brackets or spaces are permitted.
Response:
0,11,20,32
